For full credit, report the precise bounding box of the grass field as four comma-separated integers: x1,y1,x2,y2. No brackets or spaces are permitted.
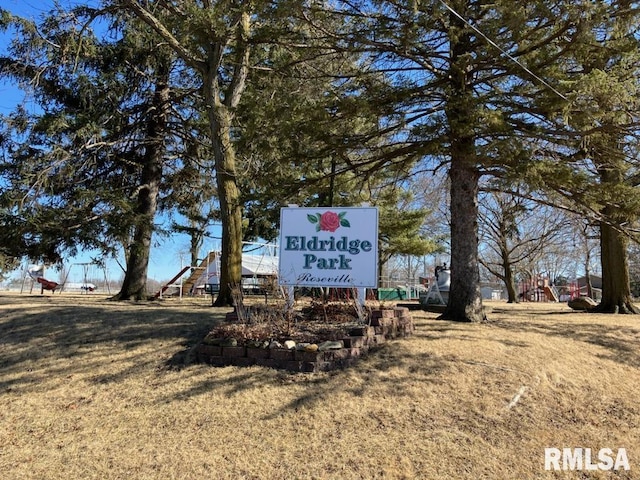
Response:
1,292,638,479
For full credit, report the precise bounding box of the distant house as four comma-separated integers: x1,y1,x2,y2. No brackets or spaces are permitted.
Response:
575,275,602,300
481,283,505,300
190,251,279,295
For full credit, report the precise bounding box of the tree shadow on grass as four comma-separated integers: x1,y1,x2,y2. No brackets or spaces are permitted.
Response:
149,322,454,411
239,315,540,417
258,341,453,419
0,299,227,392
490,318,640,368
1,297,460,419
158,309,545,409
412,317,532,349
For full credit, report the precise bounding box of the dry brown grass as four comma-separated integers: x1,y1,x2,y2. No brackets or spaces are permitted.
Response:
1,292,638,480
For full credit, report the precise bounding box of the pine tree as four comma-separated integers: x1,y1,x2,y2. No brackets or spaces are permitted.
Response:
304,0,587,321
566,3,640,313
0,5,199,299
520,1,640,313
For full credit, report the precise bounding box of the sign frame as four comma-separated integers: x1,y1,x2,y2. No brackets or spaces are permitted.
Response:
278,207,379,288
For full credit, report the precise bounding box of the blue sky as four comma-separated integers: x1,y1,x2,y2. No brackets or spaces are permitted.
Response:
0,0,221,282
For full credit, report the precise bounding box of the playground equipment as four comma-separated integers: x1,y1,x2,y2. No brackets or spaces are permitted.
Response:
419,264,450,313
60,262,111,294
157,242,279,299
155,251,219,299
24,265,60,294
156,265,192,298
517,274,559,302
22,261,111,294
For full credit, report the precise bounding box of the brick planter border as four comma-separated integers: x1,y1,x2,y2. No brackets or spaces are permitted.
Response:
195,307,414,373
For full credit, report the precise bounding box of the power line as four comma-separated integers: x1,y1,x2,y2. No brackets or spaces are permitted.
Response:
439,0,569,101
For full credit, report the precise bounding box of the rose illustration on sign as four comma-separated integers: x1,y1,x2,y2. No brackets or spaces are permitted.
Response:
307,211,350,232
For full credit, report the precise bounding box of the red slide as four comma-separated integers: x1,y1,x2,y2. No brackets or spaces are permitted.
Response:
37,277,59,293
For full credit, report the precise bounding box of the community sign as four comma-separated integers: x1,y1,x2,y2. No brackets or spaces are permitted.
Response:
278,207,379,288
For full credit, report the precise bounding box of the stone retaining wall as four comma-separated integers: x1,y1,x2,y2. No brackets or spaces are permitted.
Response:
196,307,414,373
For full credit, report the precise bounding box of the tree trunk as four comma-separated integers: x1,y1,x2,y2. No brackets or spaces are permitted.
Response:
205,84,243,307
592,141,638,313
498,236,518,303
439,155,486,322
113,62,169,300
594,218,639,313
504,260,518,304
115,204,157,300
190,230,202,268
438,3,486,322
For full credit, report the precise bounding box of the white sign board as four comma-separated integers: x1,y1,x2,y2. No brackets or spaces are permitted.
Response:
279,207,379,288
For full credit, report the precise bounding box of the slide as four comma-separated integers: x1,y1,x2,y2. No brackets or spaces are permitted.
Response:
36,277,60,293
27,265,59,293
543,285,559,302
155,266,191,298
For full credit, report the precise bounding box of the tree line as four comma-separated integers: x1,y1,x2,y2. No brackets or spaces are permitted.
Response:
1,1,639,320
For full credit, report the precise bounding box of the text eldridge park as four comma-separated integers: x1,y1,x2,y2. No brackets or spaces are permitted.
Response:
284,235,373,270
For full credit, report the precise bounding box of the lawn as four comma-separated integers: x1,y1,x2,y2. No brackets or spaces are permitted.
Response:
1,292,638,479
